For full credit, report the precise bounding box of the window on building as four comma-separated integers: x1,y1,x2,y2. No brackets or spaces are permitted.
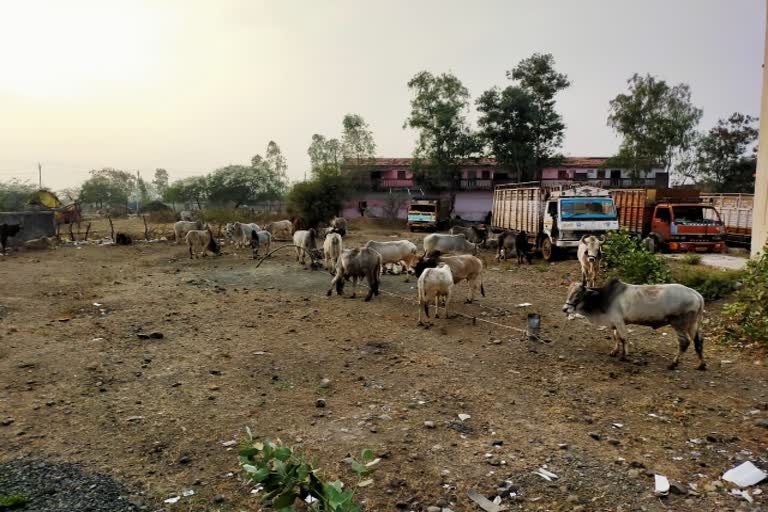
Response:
481,170,490,179
574,172,588,181
558,170,569,179
397,170,406,180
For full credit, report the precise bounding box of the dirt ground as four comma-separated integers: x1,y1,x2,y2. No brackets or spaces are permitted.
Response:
1,218,767,512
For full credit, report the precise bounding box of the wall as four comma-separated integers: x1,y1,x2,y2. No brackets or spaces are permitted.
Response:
454,191,492,221
752,1,768,257
0,211,56,244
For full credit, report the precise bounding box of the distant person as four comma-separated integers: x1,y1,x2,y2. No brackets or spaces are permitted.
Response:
358,201,367,217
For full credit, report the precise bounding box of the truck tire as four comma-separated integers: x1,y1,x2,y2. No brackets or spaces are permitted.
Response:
541,237,558,262
409,226,415,233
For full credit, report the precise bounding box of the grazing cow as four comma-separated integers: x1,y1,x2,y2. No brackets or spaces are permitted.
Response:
497,230,532,264
115,233,132,245
423,233,479,256
323,232,343,273
265,220,294,241
185,229,220,259
417,263,454,324
293,229,318,267
413,251,485,303
562,278,706,370
23,237,56,250
364,240,420,272
577,235,605,287
449,225,487,244
174,220,204,244
0,223,21,255
330,216,348,234
326,247,382,301
225,222,261,248
250,230,272,259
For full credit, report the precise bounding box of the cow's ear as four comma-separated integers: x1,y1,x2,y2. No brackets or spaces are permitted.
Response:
586,289,600,297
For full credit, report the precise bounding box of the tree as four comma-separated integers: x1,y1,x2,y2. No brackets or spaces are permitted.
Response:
341,114,376,163
263,140,289,198
476,85,538,182
0,179,37,212
287,174,350,227
153,169,169,196
80,175,128,209
695,113,758,192
308,134,343,178
608,73,702,178
404,71,479,212
163,176,208,210
507,53,570,167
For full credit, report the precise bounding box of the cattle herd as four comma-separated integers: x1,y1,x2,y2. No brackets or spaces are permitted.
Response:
172,217,709,372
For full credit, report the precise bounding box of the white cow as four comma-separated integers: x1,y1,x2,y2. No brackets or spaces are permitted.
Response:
293,229,318,267
225,222,261,248
323,232,343,273
364,240,420,272
185,229,220,259
577,235,605,287
417,263,454,325
174,221,204,244
563,278,706,370
265,220,294,241
423,233,479,256
249,230,272,258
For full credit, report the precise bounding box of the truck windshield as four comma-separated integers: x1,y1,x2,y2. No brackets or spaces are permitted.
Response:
672,206,722,225
560,198,617,220
410,205,436,212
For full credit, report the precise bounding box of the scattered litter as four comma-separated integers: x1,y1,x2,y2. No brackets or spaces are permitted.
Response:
654,474,670,496
661,332,668,337
164,496,181,504
672,456,683,461
250,486,263,495
721,360,734,365
533,467,558,481
182,490,194,497
723,461,767,487
597,325,607,331
731,489,754,503
92,303,102,307
221,440,237,447
458,414,471,421
467,489,508,512
305,495,318,504
516,303,533,308
612,423,624,428
91,337,105,342
253,351,270,355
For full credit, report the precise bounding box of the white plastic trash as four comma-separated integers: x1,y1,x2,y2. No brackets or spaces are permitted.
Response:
723,461,767,488
654,474,670,496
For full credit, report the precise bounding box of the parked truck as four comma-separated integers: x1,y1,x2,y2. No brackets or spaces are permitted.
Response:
611,189,725,253
491,183,619,261
701,193,753,245
407,198,450,232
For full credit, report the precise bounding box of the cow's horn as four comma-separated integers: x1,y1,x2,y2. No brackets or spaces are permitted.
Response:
579,234,589,243
598,234,606,243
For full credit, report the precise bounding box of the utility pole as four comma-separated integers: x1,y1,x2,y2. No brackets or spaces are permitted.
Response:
752,0,768,257
38,162,42,188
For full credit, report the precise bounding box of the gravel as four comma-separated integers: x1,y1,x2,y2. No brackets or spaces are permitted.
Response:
0,458,148,512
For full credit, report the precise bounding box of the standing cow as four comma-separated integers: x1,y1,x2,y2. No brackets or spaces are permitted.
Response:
293,229,318,267
174,220,204,244
0,224,21,255
577,235,605,287
497,230,532,264
185,229,220,258
423,233,479,256
326,247,382,301
323,232,343,273
265,220,294,241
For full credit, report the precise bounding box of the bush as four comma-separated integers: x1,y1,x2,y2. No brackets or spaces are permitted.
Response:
722,247,768,346
201,207,256,225
681,253,702,265
139,200,171,213
601,229,672,285
673,267,742,301
287,175,350,227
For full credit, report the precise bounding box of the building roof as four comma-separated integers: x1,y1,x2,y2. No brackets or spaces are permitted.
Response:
349,157,609,169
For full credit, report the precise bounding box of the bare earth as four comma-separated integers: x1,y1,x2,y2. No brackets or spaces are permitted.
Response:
1,220,767,511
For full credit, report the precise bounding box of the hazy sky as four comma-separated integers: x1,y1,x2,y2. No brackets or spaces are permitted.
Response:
0,0,764,190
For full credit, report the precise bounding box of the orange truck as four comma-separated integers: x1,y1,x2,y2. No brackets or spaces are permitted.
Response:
610,189,725,253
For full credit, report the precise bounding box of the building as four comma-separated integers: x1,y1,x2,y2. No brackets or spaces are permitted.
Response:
342,157,667,222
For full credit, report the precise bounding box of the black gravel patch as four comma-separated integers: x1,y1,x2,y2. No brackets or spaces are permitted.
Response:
0,458,151,512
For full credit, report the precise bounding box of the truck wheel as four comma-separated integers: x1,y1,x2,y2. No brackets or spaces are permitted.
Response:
409,226,415,233
541,238,557,262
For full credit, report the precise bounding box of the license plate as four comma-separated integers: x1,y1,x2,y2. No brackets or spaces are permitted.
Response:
695,247,708,252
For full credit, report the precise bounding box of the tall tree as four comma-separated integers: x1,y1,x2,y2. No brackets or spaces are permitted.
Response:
308,134,343,178
404,71,479,212
341,114,376,163
80,175,129,209
163,176,208,210
264,140,289,197
695,113,758,192
507,53,570,168
153,168,169,196
608,73,702,178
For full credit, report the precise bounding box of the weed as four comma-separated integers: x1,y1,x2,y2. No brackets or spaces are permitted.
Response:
722,245,768,346
0,494,28,509
601,229,671,285
681,253,702,265
673,267,742,301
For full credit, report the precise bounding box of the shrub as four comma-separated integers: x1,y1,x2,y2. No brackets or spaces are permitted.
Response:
722,247,768,346
681,253,702,265
0,493,28,509
601,229,671,285
239,432,377,511
287,175,350,228
201,207,255,225
673,267,742,301
139,200,172,213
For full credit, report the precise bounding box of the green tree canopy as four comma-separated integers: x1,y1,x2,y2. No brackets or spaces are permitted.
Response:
153,168,169,196
80,174,129,209
0,179,37,212
695,113,758,192
287,174,350,227
341,114,376,163
308,134,344,178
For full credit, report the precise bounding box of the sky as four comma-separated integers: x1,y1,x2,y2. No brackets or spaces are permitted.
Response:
0,0,765,191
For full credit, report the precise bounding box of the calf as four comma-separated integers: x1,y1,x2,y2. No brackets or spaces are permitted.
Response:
185,229,220,259
413,251,485,303
174,220,203,244
423,233,479,256
497,230,532,264
323,232,343,273
449,225,487,244
577,235,605,287
293,229,318,267
250,230,272,259
417,263,454,324
326,247,382,301
0,223,21,255
364,240,420,272
562,278,706,370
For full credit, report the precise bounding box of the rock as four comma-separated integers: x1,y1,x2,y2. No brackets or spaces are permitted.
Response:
427,507,441,512
669,481,688,495
1,417,15,426
209,369,223,376
178,454,192,464
588,432,601,441
558,443,569,450
628,469,641,479
148,331,164,339
424,421,436,429
566,494,580,504
607,437,621,446
319,378,331,388
316,398,327,408
491,440,504,446
213,495,225,504
440,469,450,477
137,333,150,339
755,419,768,428
126,416,144,423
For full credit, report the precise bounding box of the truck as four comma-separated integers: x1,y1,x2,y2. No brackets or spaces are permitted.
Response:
491,184,619,261
611,189,725,253
701,193,753,245
407,198,450,232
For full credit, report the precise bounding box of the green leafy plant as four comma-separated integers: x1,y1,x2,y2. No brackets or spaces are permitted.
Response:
681,253,702,265
722,246,768,346
239,430,378,512
673,266,742,301
0,493,28,510
601,229,672,285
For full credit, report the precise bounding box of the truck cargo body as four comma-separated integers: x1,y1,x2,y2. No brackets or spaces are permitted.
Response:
492,184,619,260
701,193,753,244
407,198,450,231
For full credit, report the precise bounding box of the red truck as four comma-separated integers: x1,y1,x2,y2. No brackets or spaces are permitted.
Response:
611,189,725,253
